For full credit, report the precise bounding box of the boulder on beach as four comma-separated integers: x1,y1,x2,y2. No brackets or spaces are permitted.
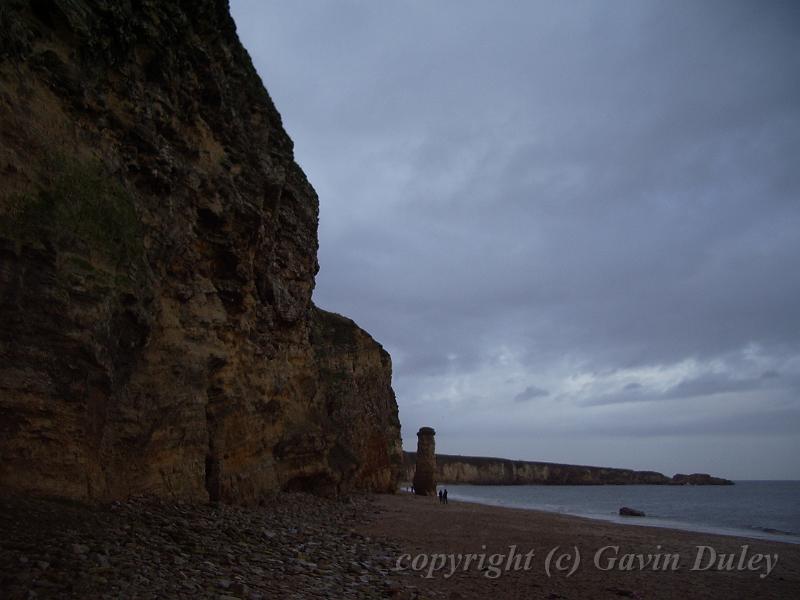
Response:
619,507,646,517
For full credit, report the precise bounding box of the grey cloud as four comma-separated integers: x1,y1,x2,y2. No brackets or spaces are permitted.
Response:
514,386,549,403
665,373,776,400
572,408,800,438
582,369,791,408
231,0,800,478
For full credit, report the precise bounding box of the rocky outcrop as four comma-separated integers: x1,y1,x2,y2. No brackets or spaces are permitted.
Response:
0,0,401,502
619,507,646,517
308,309,402,494
402,453,733,486
671,473,733,486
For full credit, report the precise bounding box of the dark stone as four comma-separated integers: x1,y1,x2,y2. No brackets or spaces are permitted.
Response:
619,507,646,517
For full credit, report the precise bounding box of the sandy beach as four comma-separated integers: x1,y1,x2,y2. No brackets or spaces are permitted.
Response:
1,490,798,599
362,492,800,600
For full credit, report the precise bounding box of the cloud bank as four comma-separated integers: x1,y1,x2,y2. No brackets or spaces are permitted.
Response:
230,0,800,478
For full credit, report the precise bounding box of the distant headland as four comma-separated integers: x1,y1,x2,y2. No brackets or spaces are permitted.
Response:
403,451,733,486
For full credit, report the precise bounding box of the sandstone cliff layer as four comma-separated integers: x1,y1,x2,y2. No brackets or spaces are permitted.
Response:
0,0,402,502
403,453,733,486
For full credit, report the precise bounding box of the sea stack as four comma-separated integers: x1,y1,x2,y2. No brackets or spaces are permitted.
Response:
413,427,437,495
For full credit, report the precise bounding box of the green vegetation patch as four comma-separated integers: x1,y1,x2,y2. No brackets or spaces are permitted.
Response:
2,156,143,266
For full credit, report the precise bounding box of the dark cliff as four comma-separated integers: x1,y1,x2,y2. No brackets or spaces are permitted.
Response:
403,453,733,486
0,0,402,502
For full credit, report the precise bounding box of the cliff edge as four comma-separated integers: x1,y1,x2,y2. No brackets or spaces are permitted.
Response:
403,453,733,485
0,0,402,502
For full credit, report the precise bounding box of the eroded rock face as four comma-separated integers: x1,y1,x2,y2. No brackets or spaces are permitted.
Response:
299,308,402,495
0,0,401,502
433,454,669,485
403,453,732,486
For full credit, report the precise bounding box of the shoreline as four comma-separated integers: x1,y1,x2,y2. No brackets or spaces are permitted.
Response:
433,491,800,546
361,492,800,599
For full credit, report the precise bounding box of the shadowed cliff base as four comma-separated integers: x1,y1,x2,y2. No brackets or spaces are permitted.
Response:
403,452,733,486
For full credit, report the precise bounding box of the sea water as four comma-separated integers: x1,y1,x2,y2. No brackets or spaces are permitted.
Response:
444,481,800,544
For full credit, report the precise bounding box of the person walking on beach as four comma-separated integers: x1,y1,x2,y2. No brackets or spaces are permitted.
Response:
443,489,448,504
438,489,443,503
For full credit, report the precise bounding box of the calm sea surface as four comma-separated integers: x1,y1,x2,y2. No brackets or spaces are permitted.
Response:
444,481,800,544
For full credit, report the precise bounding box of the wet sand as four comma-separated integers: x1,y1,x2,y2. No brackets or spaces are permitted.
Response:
361,492,800,600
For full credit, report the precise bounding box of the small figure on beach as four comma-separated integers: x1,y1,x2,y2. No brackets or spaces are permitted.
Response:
443,489,448,504
438,489,443,503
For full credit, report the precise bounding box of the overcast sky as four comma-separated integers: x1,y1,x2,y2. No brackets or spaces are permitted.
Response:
230,1,800,479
